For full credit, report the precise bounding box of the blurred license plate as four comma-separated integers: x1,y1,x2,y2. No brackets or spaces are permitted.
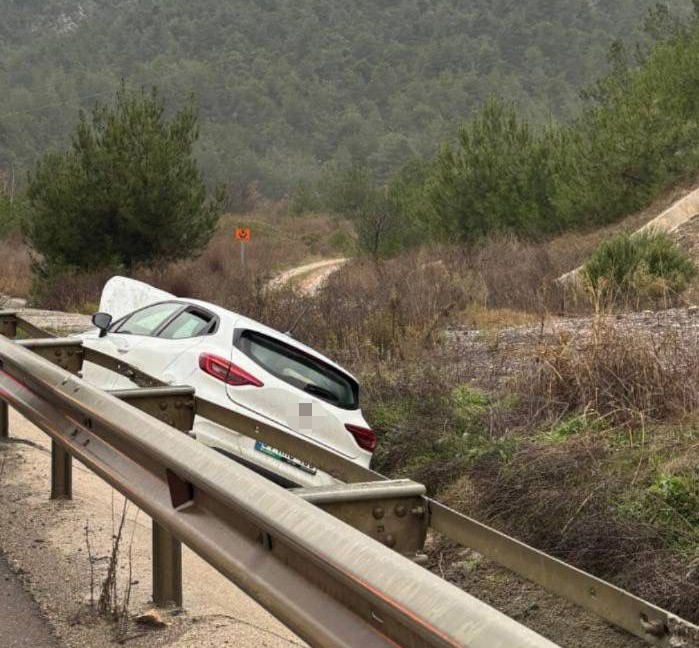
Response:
254,441,317,475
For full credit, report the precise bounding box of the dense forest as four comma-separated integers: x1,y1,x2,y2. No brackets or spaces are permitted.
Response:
291,2,699,256
0,0,692,201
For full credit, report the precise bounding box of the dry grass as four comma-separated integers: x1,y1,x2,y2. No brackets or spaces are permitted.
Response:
0,234,32,298
518,320,699,427
31,211,352,314
288,246,479,365
23,216,683,329
460,305,542,330
471,235,558,312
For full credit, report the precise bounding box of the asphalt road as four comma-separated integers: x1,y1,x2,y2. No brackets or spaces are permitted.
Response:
0,553,59,647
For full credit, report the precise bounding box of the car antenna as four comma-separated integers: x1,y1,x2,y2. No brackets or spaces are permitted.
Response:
284,302,313,338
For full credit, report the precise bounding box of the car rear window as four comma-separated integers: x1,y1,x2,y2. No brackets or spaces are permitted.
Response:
236,330,358,409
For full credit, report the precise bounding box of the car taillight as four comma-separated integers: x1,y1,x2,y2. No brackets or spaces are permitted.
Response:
198,353,263,387
345,424,376,452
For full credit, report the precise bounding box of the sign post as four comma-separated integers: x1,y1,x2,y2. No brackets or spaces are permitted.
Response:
235,227,251,268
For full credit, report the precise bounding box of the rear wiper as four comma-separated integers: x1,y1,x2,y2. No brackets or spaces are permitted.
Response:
303,384,339,402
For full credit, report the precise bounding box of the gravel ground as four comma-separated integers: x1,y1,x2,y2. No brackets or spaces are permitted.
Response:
443,306,699,388
17,309,92,336
425,537,646,648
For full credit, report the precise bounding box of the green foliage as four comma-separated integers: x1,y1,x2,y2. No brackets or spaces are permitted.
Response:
297,165,427,258
361,8,699,250
543,412,607,442
0,188,25,236
427,99,558,241
326,229,354,256
289,181,322,215
582,231,696,304
0,0,690,196
451,385,489,431
649,472,699,526
622,470,699,551
24,85,220,273
318,167,378,218
551,25,699,226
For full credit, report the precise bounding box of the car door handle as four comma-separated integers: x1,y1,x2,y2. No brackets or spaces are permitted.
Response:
117,346,129,354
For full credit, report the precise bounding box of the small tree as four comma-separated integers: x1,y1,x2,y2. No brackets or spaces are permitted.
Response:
25,84,220,274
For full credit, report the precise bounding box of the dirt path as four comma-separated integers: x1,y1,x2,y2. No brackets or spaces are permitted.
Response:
267,258,347,295
0,411,304,648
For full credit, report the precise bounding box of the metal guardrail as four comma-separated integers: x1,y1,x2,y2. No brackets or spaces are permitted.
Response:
0,310,55,340
3,313,699,647
194,391,699,647
0,327,560,647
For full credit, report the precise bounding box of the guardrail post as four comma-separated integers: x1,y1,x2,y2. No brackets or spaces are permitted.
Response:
152,521,182,607
0,400,8,439
50,440,72,499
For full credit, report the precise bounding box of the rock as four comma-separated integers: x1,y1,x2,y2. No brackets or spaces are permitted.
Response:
688,305,699,315
4,298,27,309
135,609,169,628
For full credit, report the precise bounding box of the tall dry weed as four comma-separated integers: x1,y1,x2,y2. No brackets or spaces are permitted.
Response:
517,319,699,426
0,234,32,298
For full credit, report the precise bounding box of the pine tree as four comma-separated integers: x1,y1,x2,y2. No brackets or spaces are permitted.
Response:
25,84,220,273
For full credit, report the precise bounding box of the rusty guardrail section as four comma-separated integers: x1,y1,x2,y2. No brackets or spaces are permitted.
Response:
0,330,559,647
3,312,699,647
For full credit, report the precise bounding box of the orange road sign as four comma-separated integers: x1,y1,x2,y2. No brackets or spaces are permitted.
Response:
235,227,251,242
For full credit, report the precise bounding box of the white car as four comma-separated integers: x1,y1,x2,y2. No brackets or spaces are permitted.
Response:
79,276,375,488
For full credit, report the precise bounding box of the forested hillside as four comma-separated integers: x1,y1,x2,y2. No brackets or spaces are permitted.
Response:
0,0,691,199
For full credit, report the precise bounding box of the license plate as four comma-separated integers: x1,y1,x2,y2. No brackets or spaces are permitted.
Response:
254,441,317,475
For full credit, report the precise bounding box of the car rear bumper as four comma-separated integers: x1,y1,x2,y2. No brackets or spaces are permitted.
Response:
192,417,340,489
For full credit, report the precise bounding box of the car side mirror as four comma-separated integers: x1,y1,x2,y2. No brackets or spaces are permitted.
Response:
91,312,113,338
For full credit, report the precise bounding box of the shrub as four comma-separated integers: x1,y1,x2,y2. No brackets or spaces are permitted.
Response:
582,230,696,307
25,84,221,274
363,367,505,495
456,436,699,620
620,468,699,556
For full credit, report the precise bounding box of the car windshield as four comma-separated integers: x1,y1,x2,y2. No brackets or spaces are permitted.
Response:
237,330,358,409
114,302,182,335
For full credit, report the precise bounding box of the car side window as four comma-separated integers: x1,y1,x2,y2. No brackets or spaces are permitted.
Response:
158,309,214,339
114,302,182,336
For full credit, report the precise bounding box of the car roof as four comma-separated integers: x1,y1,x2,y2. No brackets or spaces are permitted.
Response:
174,297,358,383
